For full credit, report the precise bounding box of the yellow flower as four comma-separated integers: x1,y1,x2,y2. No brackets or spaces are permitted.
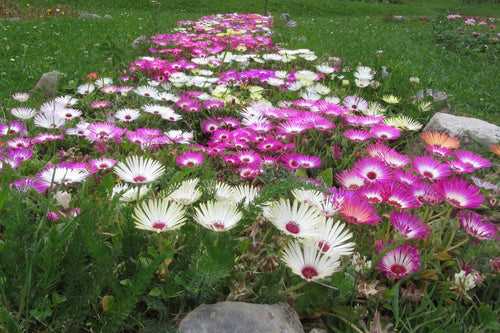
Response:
382,95,400,104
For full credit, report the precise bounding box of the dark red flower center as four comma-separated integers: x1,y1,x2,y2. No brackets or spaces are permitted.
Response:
318,241,330,253
387,199,402,208
422,171,434,179
366,171,377,180
186,161,195,167
301,266,319,280
212,222,225,230
290,160,299,168
152,222,166,230
285,221,300,234
390,264,407,275
133,175,147,183
99,163,108,169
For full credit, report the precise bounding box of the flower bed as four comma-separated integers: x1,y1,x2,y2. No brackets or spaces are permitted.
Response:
1,12,499,332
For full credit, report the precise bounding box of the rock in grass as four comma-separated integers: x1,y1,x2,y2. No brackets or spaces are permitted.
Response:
79,12,112,20
33,71,63,97
424,112,500,146
132,35,149,49
179,302,304,333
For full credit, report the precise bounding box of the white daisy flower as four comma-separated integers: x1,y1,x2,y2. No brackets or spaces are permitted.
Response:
382,95,400,104
12,92,30,102
362,102,386,116
385,115,422,131
214,182,236,202
135,86,159,99
234,184,260,207
115,108,140,123
111,184,150,203
314,220,355,257
56,107,82,121
164,130,193,144
193,201,242,232
316,64,335,74
292,189,324,208
354,66,375,88
34,111,66,129
281,240,341,281
95,77,113,88
77,83,95,95
11,107,37,120
133,198,186,233
39,166,90,186
265,199,324,238
54,95,78,107
157,92,179,102
166,178,202,205
113,156,165,184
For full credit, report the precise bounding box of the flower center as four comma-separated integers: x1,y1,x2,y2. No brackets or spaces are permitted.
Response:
366,171,377,180
212,222,225,230
285,221,300,234
317,241,331,253
152,222,166,230
422,171,434,179
387,199,402,208
290,160,299,168
133,175,147,183
99,163,108,169
390,264,407,275
301,266,319,280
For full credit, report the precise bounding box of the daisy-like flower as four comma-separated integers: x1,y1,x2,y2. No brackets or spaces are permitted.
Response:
362,102,386,116
378,244,421,280
193,200,242,232
382,95,400,104
88,158,117,172
113,155,165,184
133,198,186,233
166,178,202,205
340,194,380,225
336,169,365,190
343,96,368,112
385,115,422,131
435,178,484,209
111,184,150,203
54,95,78,107
34,111,66,129
176,151,205,168
12,92,30,102
343,129,372,142
292,189,324,208
315,220,355,257
233,184,261,207
11,177,49,193
354,66,374,88
413,156,451,181
11,107,37,120
353,157,393,183
281,240,341,281
390,211,430,240
56,107,82,121
458,210,497,240
87,122,124,143
490,144,500,156
453,150,491,171
38,165,90,186
369,124,400,140
115,108,140,123
266,199,324,238
383,182,421,209
420,131,460,150
135,85,159,99
77,83,96,95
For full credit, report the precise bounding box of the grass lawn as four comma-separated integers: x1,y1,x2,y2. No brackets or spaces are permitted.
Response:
1,0,499,123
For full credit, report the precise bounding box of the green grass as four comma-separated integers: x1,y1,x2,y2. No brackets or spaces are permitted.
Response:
1,0,499,123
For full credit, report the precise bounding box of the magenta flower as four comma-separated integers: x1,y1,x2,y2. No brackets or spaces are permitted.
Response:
436,178,484,209
340,193,380,225
369,124,400,140
458,211,497,240
337,169,365,190
453,150,491,171
413,156,451,181
353,157,393,183
382,182,421,209
176,151,205,168
343,129,372,142
378,244,421,280
88,158,117,173
390,211,430,240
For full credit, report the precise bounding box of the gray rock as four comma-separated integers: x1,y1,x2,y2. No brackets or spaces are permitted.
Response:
132,35,149,49
79,12,112,20
424,112,500,146
179,302,304,333
309,329,327,333
33,71,63,97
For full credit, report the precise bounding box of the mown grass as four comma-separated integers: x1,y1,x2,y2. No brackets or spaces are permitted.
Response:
1,0,499,123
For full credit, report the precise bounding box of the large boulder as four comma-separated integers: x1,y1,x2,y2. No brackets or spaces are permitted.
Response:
179,301,304,333
424,112,500,146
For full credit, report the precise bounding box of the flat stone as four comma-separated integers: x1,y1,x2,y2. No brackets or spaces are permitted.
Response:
79,12,112,20
424,112,500,146
33,71,63,97
179,302,304,333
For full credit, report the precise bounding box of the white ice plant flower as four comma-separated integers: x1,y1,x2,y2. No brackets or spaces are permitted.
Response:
39,166,90,186
193,200,243,232
281,240,341,281
314,220,355,257
133,198,186,233
11,107,37,120
113,156,165,184
265,199,324,238
166,178,202,205
111,184,150,203
354,66,375,88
